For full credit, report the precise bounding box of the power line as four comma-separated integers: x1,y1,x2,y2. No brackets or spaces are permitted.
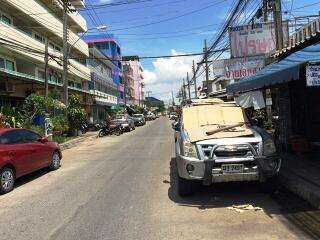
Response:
107,0,227,31
82,0,188,14
83,0,153,9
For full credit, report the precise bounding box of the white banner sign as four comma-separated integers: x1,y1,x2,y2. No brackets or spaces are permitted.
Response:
212,57,265,79
229,22,288,58
306,65,320,86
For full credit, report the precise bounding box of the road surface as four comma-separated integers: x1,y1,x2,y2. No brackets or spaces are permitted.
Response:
0,118,317,240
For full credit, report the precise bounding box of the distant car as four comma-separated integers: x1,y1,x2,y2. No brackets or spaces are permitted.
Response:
132,114,146,126
145,113,156,121
169,112,177,120
0,128,62,194
112,114,135,131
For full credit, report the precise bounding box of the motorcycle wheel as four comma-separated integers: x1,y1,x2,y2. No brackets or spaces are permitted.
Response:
113,129,121,136
98,130,106,138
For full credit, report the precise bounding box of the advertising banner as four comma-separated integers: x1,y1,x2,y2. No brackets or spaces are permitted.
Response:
212,57,265,79
229,22,289,58
306,65,320,86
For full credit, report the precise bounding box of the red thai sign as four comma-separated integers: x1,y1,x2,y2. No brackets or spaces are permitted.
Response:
229,22,288,58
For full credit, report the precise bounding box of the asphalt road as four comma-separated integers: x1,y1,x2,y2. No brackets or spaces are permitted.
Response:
0,118,316,240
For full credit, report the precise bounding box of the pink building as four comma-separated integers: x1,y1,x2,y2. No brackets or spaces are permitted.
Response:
123,56,145,107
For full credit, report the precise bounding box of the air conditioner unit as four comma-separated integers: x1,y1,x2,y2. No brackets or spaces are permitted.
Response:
0,82,16,93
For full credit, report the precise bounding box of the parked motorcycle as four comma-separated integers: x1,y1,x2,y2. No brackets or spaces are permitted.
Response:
98,123,123,137
81,122,89,134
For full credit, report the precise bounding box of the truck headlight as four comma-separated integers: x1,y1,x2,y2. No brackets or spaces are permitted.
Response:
183,141,198,158
263,139,276,156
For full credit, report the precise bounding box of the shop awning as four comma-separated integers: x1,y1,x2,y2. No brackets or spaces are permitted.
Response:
227,44,320,94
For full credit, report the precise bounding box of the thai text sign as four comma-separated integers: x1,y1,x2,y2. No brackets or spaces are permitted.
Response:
212,57,265,79
229,22,288,58
306,65,320,86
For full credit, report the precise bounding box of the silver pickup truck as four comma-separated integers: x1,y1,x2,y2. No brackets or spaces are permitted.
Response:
173,99,281,196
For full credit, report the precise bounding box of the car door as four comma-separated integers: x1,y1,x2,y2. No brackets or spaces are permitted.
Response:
21,130,52,169
0,130,34,177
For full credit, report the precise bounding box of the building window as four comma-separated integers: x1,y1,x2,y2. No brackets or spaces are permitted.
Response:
48,42,61,52
1,15,11,25
76,83,82,89
38,70,45,80
5,60,15,71
68,81,75,87
34,33,45,43
94,42,109,50
48,42,55,49
0,58,4,69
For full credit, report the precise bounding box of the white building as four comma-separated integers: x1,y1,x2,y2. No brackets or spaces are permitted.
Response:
0,0,90,105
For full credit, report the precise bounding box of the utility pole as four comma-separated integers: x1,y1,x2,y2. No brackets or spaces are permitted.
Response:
193,60,197,99
62,1,69,105
273,0,284,50
187,72,191,101
146,91,152,98
182,78,186,105
44,39,49,98
171,91,175,106
204,39,210,98
263,0,268,22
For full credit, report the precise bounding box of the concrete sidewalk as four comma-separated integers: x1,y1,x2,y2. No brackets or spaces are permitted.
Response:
279,153,320,209
59,131,98,151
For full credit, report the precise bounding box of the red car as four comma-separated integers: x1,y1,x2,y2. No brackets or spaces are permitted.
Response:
0,128,62,194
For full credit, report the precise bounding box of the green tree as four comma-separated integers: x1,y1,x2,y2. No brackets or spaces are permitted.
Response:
67,94,85,133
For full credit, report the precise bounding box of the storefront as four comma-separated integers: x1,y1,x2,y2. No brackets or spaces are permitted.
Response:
227,43,320,155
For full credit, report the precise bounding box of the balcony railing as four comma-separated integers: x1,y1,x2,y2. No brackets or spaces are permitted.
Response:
4,0,88,55
0,68,93,95
1,22,90,81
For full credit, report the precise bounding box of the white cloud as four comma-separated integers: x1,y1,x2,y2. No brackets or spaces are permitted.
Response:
143,49,201,104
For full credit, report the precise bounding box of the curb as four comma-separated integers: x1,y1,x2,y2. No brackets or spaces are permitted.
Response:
279,169,320,209
59,133,97,151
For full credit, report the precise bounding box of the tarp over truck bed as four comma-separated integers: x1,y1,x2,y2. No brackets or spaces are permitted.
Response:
183,103,254,143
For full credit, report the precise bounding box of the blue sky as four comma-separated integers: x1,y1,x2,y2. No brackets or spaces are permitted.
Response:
81,0,320,102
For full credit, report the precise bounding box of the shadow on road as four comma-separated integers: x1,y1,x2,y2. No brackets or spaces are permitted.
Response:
167,158,279,214
168,157,320,239
14,168,50,189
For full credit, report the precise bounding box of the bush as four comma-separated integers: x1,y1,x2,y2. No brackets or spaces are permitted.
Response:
52,116,69,135
53,135,66,144
67,94,85,133
254,109,273,130
0,104,24,128
29,125,45,136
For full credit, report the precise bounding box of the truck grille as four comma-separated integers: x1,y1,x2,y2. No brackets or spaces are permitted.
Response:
199,143,259,159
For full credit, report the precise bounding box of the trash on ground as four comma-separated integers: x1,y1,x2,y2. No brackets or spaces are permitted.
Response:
227,204,263,213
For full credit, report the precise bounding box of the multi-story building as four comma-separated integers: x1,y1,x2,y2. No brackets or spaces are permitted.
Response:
0,0,91,106
83,34,125,106
123,64,135,105
122,56,145,107
86,47,118,122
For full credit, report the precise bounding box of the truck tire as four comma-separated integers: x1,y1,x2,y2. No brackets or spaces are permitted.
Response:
177,176,196,197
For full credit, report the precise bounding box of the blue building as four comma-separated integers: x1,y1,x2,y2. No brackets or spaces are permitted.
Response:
83,34,124,105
